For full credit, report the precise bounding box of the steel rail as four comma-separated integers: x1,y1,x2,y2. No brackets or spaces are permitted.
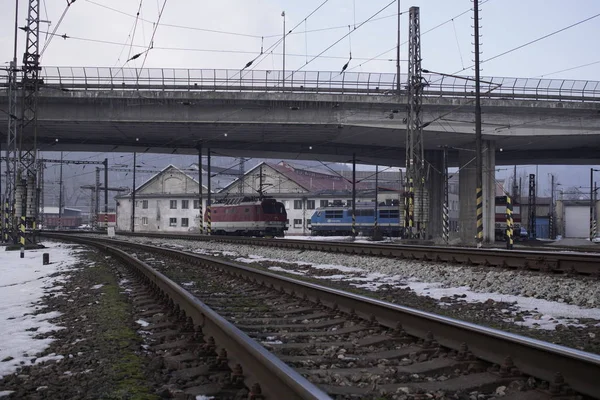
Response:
117,232,600,275
45,232,600,398
54,234,331,400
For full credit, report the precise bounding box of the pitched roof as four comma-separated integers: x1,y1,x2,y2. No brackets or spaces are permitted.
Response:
268,162,371,192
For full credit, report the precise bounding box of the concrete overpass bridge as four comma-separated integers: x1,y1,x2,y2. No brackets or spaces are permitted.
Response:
1,67,599,243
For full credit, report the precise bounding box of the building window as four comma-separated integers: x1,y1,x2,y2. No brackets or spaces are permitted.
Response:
193,200,200,209
306,218,311,226
169,218,177,226
320,200,328,208
293,218,302,227
306,200,315,209
181,218,189,227
181,200,189,209
294,200,303,209
346,200,353,207
142,217,148,225
283,201,290,209
142,200,148,209
170,200,177,209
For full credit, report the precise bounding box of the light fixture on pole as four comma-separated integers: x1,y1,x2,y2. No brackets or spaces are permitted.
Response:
281,11,286,88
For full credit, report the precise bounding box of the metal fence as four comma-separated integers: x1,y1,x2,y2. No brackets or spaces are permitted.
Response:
1,66,599,102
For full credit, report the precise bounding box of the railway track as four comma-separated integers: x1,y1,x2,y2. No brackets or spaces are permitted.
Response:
105,232,600,276
44,232,600,399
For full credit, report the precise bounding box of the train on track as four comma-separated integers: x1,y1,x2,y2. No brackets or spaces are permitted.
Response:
310,202,404,237
205,196,288,237
310,196,524,239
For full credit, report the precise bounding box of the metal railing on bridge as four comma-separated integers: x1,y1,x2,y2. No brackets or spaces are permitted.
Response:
1,66,599,102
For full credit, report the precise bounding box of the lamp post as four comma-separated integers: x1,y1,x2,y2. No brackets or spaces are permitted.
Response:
281,11,286,88
591,168,596,240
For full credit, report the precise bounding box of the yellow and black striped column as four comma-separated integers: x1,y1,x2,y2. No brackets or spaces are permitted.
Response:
442,200,449,244
476,187,483,247
104,212,108,228
20,215,25,258
199,202,204,235
593,219,597,240
506,195,513,250
206,206,211,235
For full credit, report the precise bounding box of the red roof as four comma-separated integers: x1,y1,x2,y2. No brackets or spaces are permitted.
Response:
267,162,371,192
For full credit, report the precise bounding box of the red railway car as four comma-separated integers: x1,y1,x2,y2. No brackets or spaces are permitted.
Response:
43,216,83,229
205,197,287,237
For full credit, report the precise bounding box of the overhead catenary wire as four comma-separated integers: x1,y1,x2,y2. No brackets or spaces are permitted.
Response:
432,11,600,81
345,0,492,73
136,0,168,75
281,0,399,82
127,0,145,62
534,59,600,78
40,0,76,58
37,30,397,63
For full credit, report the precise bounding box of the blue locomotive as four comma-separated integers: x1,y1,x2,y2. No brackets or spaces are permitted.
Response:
310,201,404,237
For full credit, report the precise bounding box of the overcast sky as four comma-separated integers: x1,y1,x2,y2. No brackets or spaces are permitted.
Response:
1,0,599,79
1,0,599,194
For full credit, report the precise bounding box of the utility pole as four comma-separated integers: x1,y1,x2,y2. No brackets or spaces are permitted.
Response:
281,11,286,88
352,153,356,238
207,149,212,235
528,174,536,240
197,144,203,234
131,152,136,232
238,157,245,194
58,151,63,230
94,167,100,229
103,158,108,227
550,173,555,239
474,0,483,247
396,0,401,95
590,168,599,240
405,6,426,239
512,165,518,200
374,165,379,237
3,0,20,244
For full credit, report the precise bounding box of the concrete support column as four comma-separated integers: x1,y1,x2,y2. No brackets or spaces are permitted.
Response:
459,149,476,244
482,140,496,243
425,150,444,241
459,141,496,244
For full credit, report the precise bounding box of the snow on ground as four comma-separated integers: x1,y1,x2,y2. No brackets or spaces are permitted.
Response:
0,242,80,378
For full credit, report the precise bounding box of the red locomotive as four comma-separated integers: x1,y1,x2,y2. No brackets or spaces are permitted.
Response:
205,197,287,237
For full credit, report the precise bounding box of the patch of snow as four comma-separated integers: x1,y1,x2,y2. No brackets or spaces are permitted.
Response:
268,266,307,275
0,242,79,378
34,354,64,364
0,391,15,398
136,319,150,327
90,284,104,290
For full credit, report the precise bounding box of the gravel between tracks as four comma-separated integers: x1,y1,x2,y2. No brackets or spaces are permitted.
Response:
117,236,600,353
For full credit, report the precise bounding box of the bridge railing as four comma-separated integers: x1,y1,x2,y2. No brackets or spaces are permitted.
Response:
1,67,599,102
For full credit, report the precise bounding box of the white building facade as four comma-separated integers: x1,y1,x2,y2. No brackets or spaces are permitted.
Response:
116,165,209,233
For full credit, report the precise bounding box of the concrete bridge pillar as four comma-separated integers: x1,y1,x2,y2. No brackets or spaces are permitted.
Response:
425,150,444,241
459,141,496,245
